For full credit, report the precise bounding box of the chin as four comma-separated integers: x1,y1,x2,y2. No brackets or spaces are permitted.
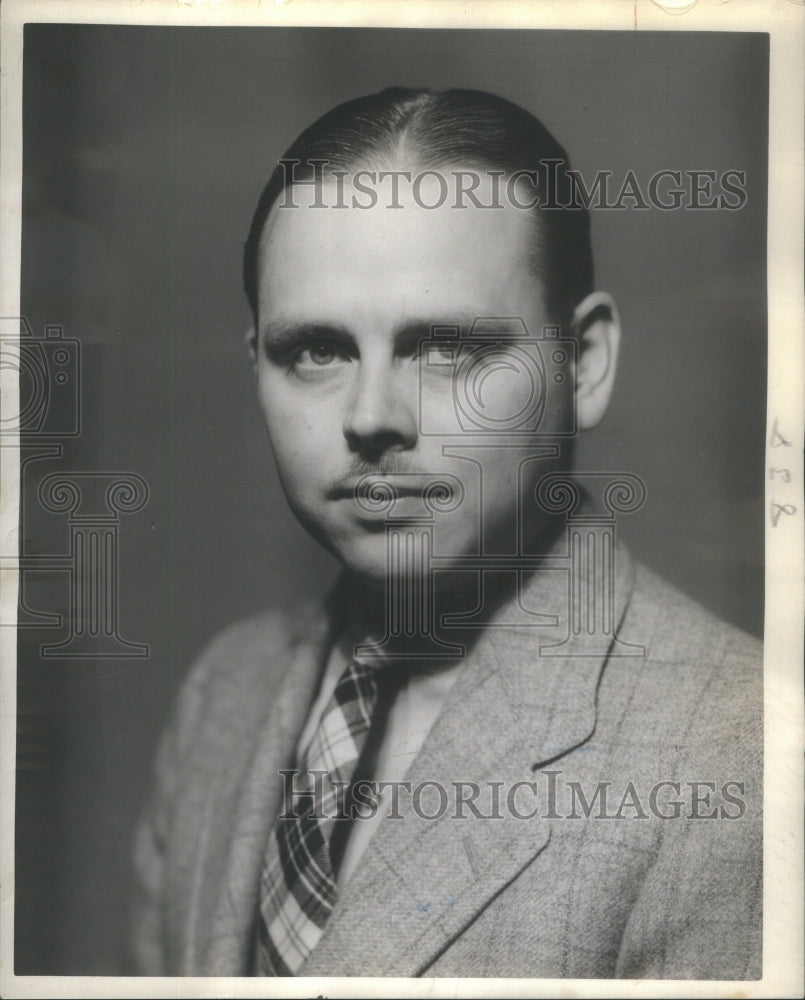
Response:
333,537,400,584
341,530,451,585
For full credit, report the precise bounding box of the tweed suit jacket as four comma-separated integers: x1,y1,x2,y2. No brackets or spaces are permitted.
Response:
130,543,762,980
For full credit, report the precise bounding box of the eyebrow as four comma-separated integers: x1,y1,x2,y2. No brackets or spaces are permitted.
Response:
260,314,487,348
260,320,353,350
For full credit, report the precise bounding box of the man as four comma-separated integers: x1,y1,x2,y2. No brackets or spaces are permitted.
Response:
131,88,762,980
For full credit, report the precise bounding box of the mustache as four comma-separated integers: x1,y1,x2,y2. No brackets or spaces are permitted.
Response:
326,458,433,497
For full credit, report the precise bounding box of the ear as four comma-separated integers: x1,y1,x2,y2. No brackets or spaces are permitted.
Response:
571,291,621,430
245,325,257,367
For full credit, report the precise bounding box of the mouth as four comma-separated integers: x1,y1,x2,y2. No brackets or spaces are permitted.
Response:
329,481,433,501
328,471,438,499
327,473,463,524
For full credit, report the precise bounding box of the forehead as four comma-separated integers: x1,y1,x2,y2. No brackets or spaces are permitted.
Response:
257,175,545,327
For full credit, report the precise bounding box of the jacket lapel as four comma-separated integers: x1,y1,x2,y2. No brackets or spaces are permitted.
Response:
302,541,637,977
186,592,343,976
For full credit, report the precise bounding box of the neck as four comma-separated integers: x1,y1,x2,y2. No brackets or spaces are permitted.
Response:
342,513,566,663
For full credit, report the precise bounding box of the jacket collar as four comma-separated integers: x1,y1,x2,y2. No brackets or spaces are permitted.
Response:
302,533,638,977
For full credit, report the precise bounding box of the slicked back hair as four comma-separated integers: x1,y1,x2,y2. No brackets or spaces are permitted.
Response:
243,87,593,334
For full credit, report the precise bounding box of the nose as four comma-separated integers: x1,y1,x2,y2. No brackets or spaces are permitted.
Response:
342,357,418,456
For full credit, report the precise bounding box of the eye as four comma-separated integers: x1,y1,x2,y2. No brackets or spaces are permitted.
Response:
420,340,464,372
302,343,338,366
289,340,352,373
260,326,354,376
430,343,457,363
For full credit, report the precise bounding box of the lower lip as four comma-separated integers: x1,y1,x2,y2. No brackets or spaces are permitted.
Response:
343,492,435,522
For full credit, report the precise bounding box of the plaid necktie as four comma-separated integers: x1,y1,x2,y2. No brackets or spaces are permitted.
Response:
256,658,388,975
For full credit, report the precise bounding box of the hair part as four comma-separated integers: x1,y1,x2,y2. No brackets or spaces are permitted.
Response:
243,87,594,334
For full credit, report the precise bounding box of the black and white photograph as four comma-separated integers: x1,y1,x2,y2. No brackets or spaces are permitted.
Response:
1,1,802,997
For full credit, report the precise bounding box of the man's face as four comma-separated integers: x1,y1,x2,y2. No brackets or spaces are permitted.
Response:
254,173,573,583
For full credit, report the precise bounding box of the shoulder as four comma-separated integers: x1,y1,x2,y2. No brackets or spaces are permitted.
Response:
610,558,763,760
623,561,762,685
627,561,761,662
168,591,338,758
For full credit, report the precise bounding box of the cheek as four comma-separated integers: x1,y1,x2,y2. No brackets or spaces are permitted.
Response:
539,383,575,436
255,374,342,474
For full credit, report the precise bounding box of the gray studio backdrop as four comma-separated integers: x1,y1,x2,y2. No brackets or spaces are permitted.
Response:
17,25,767,974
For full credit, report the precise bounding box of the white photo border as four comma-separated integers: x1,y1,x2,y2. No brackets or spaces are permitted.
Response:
0,1,802,998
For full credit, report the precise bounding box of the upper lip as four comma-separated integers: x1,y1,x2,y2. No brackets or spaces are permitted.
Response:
328,476,439,499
